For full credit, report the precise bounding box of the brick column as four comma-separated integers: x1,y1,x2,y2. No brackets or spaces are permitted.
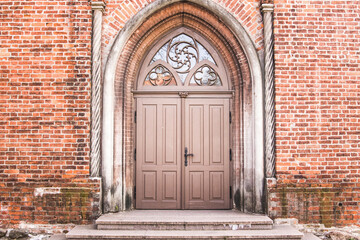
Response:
262,3,276,178
90,1,105,177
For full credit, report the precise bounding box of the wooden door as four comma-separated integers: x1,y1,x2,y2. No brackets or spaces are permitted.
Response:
136,98,181,209
184,98,230,209
136,97,230,209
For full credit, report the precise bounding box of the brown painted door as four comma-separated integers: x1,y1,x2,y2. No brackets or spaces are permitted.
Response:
136,98,181,209
184,98,230,209
136,97,230,209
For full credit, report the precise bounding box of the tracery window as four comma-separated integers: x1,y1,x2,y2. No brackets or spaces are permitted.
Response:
138,28,229,90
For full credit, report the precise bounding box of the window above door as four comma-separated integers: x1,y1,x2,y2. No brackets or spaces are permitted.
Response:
136,28,230,92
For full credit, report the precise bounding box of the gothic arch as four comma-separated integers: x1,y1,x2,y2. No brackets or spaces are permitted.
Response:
102,0,265,213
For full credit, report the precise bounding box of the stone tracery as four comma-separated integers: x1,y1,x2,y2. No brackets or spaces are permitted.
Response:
144,65,176,86
190,64,221,86
145,33,222,86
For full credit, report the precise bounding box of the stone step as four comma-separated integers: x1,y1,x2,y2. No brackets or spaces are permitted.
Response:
66,225,304,240
96,210,273,230
53,232,321,240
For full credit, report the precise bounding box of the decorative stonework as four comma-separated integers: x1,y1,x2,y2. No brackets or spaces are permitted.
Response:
148,33,219,85
167,34,199,74
261,3,276,178
144,65,177,86
178,92,189,98
191,65,222,86
91,1,106,12
90,1,105,177
103,1,265,213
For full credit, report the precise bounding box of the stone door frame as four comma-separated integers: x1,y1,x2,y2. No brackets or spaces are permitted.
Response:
100,0,266,214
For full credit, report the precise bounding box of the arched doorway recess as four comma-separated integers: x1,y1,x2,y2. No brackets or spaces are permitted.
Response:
135,27,232,209
102,1,265,214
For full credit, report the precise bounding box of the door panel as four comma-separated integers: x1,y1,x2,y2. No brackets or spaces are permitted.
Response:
143,171,157,200
144,105,157,164
163,105,177,164
184,98,230,209
209,171,224,200
162,171,177,200
189,105,204,165
189,171,204,201
136,98,181,209
210,106,223,164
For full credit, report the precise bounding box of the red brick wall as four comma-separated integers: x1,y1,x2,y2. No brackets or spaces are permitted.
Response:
271,0,360,226
0,0,100,228
1,0,359,229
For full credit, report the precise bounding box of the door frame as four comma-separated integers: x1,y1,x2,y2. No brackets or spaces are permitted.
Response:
101,0,266,213
134,91,233,209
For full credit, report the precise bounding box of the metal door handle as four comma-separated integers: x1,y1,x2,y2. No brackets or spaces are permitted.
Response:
184,147,193,166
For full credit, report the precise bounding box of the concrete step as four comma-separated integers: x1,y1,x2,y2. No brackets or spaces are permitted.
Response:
66,224,304,239
96,210,273,230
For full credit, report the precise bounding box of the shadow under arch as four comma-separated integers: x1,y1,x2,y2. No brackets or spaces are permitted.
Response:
101,0,265,214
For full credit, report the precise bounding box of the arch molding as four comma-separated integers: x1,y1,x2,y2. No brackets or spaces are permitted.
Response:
101,0,265,213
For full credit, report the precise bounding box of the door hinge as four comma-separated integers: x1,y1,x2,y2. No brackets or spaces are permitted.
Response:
229,149,232,162
230,186,232,199
134,148,136,161
134,111,137,123
229,111,232,124
134,186,136,199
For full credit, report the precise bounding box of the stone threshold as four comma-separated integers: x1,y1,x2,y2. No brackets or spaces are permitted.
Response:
96,210,273,230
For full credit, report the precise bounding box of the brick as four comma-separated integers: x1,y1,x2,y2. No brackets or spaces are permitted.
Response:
0,0,100,228
271,0,360,227
1,0,359,231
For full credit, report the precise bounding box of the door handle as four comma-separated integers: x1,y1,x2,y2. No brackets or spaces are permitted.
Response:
184,147,194,166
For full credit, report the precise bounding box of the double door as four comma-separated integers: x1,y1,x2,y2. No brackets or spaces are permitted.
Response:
135,96,230,209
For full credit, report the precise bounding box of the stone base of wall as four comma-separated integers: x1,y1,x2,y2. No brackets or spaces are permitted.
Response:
268,179,359,227
0,179,101,229
275,218,360,240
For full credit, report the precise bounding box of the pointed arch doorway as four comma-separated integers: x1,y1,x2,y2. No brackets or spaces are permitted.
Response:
134,28,232,209
102,0,265,214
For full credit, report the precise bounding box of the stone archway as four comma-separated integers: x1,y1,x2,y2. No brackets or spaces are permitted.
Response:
101,0,265,214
